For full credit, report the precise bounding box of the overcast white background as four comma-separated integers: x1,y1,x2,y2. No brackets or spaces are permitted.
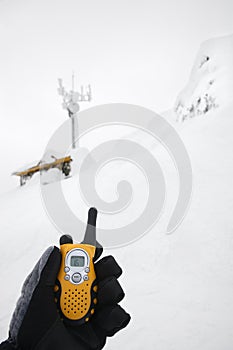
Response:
0,0,233,194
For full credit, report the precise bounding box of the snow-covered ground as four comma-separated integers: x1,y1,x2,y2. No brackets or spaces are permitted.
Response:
175,34,233,122
1,35,233,349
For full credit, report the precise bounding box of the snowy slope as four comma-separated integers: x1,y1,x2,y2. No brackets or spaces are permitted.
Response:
1,98,233,349
1,33,233,349
175,34,233,122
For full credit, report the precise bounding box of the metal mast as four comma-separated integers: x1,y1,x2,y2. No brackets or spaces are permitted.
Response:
58,73,92,149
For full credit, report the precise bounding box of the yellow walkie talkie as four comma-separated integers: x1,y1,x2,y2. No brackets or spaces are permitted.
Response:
56,208,99,325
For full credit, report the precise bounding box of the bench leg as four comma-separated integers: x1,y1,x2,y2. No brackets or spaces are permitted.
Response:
20,176,26,186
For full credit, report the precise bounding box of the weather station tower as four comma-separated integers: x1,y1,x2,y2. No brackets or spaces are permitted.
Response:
57,73,92,149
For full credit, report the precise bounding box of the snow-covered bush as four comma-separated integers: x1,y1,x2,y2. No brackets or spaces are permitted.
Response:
175,93,218,122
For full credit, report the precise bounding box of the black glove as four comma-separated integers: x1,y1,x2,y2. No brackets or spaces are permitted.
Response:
0,214,130,350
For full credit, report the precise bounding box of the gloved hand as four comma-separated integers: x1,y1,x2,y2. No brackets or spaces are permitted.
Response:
0,211,131,350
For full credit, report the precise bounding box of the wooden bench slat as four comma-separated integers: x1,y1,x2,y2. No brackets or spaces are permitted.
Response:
12,156,72,177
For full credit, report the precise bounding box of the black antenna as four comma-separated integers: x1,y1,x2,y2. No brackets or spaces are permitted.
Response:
60,234,73,245
82,207,97,246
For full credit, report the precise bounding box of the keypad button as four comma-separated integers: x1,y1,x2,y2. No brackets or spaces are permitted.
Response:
64,275,70,281
64,267,70,273
85,267,90,273
83,275,89,281
72,273,82,283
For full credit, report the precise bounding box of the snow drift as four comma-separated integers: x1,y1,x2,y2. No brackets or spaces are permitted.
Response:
175,34,233,122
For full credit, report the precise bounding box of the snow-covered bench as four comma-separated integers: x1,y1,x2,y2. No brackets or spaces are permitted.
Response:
12,156,73,186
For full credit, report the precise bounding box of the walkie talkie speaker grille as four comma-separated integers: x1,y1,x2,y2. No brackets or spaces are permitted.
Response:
62,283,89,319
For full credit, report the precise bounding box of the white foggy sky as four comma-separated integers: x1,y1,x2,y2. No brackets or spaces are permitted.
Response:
0,0,233,194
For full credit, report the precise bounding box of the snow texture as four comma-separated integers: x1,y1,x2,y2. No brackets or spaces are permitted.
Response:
175,35,233,122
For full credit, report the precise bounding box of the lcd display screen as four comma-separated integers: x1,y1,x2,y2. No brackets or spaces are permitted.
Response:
70,256,85,267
